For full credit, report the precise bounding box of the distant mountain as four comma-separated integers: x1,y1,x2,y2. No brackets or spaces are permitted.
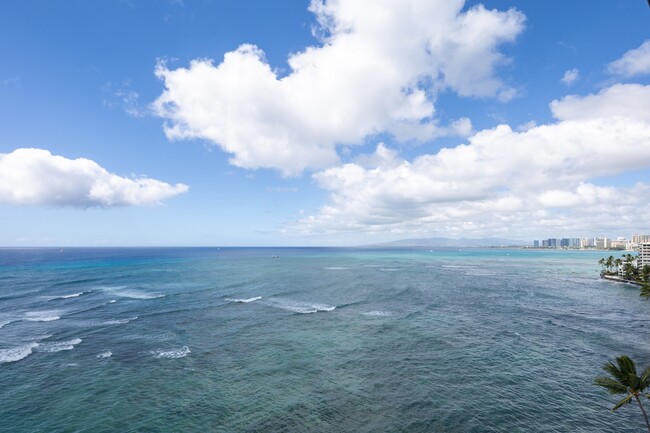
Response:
365,237,531,248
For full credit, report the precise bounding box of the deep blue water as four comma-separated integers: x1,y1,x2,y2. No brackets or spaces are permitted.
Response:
1,247,649,432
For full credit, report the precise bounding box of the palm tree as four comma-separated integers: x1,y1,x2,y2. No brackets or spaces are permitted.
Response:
615,258,623,275
594,355,650,432
623,253,637,265
606,255,615,274
624,263,637,280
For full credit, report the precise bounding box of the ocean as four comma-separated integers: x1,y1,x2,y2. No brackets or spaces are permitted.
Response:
1,247,648,432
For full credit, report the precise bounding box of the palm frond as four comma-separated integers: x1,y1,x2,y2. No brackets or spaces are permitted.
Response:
617,356,638,378
594,376,629,394
603,361,629,386
640,285,650,298
612,394,633,411
641,367,650,388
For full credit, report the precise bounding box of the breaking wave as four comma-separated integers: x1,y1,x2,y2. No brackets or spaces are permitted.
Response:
103,316,138,325
150,346,190,359
0,343,39,364
48,291,87,300
103,286,164,300
362,310,392,317
38,338,82,353
267,299,337,314
24,311,61,322
228,296,262,303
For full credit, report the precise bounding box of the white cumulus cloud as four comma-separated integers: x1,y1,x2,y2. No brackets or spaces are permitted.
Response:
550,83,650,122
290,83,650,239
153,0,524,175
0,148,188,208
560,68,579,86
607,40,650,77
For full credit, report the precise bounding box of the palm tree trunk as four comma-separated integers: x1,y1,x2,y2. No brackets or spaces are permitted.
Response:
634,395,650,433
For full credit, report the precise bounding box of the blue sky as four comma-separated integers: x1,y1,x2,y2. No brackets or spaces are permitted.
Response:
1,0,649,246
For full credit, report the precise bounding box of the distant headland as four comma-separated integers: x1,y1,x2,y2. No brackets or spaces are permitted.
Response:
364,237,530,248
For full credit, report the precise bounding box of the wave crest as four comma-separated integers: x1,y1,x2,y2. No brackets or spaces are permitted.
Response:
150,346,190,359
228,296,262,303
24,311,61,322
103,316,138,325
362,310,392,317
268,300,337,314
0,343,39,363
48,291,87,300
114,290,164,300
101,286,164,300
38,338,82,353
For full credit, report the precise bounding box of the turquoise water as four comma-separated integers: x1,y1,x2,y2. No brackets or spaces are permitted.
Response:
1,247,648,432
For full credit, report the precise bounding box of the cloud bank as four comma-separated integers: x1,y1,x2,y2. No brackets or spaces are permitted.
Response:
153,0,524,175
0,148,188,208
292,83,650,238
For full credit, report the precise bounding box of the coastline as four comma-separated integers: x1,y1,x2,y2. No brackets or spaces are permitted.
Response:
600,273,643,286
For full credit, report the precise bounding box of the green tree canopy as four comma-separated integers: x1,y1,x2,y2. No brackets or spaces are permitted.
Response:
594,355,650,432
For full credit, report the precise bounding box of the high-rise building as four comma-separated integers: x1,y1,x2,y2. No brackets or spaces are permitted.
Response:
595,237,609,249
609,240,627,250
639,242,650,268
560,238,581,249
633,234,650,244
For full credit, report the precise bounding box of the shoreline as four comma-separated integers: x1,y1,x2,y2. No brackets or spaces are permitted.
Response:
600,273,643,286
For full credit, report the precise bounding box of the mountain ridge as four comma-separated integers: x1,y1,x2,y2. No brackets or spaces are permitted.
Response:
364,237,530,248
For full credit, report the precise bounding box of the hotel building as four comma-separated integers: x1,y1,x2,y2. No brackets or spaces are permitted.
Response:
639,242,650,268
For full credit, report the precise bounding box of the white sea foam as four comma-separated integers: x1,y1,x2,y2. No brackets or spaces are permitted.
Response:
97,351,112,359
48,291,86,300
270,300,337,314
379,268,400,272
24,311,61,322
100,286,163,299
103,316,138,325
323,267,348,270
228,296,262,303
38,338,82,353
112,289,164,300
61,292,84,299
362,310,392,317
108,300,117,304
150,346,190,359
0,343,39,363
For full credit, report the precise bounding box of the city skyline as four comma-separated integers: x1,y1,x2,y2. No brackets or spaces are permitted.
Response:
532,234,650,249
